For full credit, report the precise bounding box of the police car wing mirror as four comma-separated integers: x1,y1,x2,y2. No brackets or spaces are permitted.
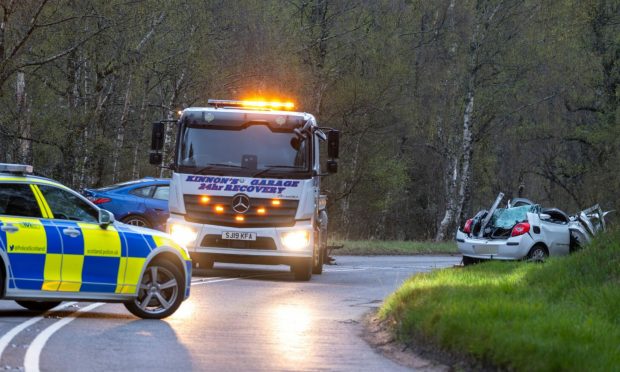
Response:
98,209,115,229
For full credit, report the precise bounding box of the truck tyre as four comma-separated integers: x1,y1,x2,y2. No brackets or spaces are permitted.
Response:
312,230,324,274
293,259,312,281
16,301,62,312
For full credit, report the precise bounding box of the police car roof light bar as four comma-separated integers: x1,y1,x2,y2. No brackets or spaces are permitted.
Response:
0,163,33,174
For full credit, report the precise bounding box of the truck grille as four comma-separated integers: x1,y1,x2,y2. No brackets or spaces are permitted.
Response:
201,234,277,250
183,194,298,227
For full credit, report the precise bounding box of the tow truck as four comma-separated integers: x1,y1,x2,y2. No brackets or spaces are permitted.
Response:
149,99,339,280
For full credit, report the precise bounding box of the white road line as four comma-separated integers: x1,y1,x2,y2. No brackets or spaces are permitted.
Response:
17,273,279,371
24,302,104,372
192,272,287,286
191,276,223,283
0,302,78,359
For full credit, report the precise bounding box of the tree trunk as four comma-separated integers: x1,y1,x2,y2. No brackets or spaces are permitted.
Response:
112,76,133,183
16,71,32,164
132,81,150,179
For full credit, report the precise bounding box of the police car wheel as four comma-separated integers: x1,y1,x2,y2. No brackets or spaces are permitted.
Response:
121,215,151,228
124,260,184,319
15,300,62,312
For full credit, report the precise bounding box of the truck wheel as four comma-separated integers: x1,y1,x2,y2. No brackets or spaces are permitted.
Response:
124,259,184,319
15,301,62,312
312,231,324,274
293,259,312,281
312,250,324,274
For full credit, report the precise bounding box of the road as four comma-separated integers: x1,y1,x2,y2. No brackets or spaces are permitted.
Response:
0,255,460,371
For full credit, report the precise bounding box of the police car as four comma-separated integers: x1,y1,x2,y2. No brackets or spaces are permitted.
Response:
0,164,191,319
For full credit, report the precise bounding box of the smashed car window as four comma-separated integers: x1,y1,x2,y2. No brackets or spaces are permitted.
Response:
491,205,540,229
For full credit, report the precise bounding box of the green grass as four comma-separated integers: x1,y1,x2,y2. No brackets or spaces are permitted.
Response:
330,240,458,255
379,230,620,371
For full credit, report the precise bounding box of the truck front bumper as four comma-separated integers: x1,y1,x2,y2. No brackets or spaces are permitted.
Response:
167,214,314,262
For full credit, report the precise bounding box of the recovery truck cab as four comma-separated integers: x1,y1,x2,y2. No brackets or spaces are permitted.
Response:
149,99,339,281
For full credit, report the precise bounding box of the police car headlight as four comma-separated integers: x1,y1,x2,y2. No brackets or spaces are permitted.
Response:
170,224,198,246
281,231,310,250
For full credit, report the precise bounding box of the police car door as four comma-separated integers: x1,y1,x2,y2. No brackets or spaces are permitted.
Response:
0,183,55,291
37,185,124,293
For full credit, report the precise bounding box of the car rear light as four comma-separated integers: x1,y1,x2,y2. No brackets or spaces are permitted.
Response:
92,197,111,205
463,219,473,234
511,222,530,237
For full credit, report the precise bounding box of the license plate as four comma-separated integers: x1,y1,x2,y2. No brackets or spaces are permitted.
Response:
222,232,257,241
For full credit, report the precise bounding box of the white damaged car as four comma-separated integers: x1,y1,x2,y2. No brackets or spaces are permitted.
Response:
456,193,610,264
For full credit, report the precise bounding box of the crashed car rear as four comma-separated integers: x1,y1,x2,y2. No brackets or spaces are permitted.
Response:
456,192,610,264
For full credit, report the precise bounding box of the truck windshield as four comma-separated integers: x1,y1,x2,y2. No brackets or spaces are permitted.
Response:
177,124,309,176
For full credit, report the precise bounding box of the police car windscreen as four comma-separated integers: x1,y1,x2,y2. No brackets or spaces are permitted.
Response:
178,124,308,173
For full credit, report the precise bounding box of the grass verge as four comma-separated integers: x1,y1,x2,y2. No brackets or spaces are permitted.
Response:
379,230,620,371
330,240,458,255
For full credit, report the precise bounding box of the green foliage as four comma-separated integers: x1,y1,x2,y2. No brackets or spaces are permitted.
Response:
380,230,620,371
0,0,617,240
330,240,457,255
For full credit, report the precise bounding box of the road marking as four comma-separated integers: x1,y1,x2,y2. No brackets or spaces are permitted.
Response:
191,272,287,286
17,276,258,370
191,276,223,283
0,302,78,359
24,302,104,372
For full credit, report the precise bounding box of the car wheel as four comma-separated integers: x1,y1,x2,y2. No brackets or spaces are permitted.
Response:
570,231,586,253
526,244,548,262
124,260,184,319
122,215,151,228
293,259,312,281
462,255,479,266
15,300,62,312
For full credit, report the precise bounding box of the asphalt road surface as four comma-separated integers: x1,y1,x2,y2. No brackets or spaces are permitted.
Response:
0,255,460,371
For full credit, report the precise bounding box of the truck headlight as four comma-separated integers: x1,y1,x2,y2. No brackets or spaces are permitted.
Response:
170,224,198,246
281,231,310,250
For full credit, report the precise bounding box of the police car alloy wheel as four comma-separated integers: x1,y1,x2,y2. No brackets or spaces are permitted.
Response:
124,260,184,319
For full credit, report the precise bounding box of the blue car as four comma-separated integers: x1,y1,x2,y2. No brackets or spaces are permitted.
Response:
83,178,170,231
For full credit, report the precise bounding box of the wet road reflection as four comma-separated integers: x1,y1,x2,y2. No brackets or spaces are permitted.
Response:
269,304,313,363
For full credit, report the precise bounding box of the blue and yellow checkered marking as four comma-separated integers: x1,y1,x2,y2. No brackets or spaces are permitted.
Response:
0,177,188,298
1,215,189,295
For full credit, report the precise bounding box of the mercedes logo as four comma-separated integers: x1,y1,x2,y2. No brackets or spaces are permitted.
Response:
231,193,251,214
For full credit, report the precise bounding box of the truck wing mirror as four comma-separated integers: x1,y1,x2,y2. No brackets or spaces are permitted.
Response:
151,122,165,152
326,160,338,174
327,130,339,159
150,122,165,165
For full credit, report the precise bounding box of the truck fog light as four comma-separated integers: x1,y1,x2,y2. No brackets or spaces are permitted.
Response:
281,231,310,250
170,224,198,246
